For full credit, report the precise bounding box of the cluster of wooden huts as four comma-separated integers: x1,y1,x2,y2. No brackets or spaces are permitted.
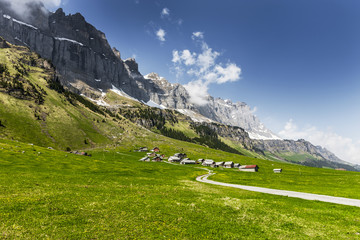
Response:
138,147,166,162
138,147,263,172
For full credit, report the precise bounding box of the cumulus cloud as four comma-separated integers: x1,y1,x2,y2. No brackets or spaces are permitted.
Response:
161,7,170,18
172,33,241,105
279,119,360,164
192,31,204,40
184,80,209,106
0,0,62,19
156,28,166,42
172,49,196,66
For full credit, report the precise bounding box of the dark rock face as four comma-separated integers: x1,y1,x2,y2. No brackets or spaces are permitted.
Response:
0,37,9,48
0,6,151,101
196,122,253,150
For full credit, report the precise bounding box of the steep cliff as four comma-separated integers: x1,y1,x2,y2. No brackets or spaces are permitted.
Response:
0,6,153,102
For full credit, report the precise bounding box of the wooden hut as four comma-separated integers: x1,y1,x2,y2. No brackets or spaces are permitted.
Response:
239,165,259,172
197,159,205,164
152,156,163,162
151,147,160,152
215,162,225,167
168,156,181,163
202,159,215,167
139,156,149,161
180,159,196,165
224,161,234,168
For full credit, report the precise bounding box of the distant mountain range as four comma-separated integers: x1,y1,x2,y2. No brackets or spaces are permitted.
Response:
0,3,356,170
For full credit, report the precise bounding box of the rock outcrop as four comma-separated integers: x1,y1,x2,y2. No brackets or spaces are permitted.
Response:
252,139,346,164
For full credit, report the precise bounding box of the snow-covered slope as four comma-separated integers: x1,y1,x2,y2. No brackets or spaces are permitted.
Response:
199,98,281,140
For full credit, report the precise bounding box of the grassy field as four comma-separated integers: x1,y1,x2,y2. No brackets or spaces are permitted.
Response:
1,139,360,239
210,159,360,199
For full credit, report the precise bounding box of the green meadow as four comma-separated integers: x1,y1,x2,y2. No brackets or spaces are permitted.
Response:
1,139,360,239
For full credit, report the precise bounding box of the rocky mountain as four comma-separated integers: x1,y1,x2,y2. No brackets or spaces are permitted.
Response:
144,73,280,140
0,4,353,169
252,139,357,170
0,3,278,140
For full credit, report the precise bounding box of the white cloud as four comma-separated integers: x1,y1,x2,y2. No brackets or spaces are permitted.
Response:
172,33,241,106
197,43,220,73
172,50,196,66
184,80,209,106
156,28,166,42
192,32,204,40
215,63,242,84
0,0,62,19
161,8,170,18
279,119,360,164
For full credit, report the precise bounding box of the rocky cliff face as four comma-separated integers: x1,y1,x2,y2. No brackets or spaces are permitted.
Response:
0,5,153,102
197,98,281,140
252,139,345,163
145,73,280,140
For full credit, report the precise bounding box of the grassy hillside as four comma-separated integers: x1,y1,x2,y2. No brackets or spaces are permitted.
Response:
0,40,147,151
1,139,360,239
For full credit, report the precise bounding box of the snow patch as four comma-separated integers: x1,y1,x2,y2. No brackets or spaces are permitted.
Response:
142,100,167,109
110,85,139,102
247,131,282,140
176,109,214,123
80,94,109,107
54,37,84,46
3,15,38,30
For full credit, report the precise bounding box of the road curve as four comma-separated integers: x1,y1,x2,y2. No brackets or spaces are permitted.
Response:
196,171,360,207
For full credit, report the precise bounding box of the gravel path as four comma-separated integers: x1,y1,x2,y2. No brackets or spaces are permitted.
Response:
196,171,360,207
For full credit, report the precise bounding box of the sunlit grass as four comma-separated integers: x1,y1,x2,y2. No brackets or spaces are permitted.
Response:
1,139,360,239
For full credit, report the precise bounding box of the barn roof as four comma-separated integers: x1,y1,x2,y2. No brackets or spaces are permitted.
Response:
181,159,196,164
239,165,258,169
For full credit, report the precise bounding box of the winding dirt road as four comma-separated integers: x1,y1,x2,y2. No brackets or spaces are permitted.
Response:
196,170,360,207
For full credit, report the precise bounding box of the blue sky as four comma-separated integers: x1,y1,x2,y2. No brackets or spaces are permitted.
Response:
42,0,360,163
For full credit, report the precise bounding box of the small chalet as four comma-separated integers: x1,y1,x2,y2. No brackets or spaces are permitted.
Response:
174,153,187,159
215,162,225,167
202,159,215,167
139,156,150,161
224,161,234,168
147,152,156,157
233,163,240,168
151,147,160,152
239,165,259,172
197,159,205,164
273,168,282,173
168,156,181,163
152,156,163,162
180,159,196,165
138,147,148,152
